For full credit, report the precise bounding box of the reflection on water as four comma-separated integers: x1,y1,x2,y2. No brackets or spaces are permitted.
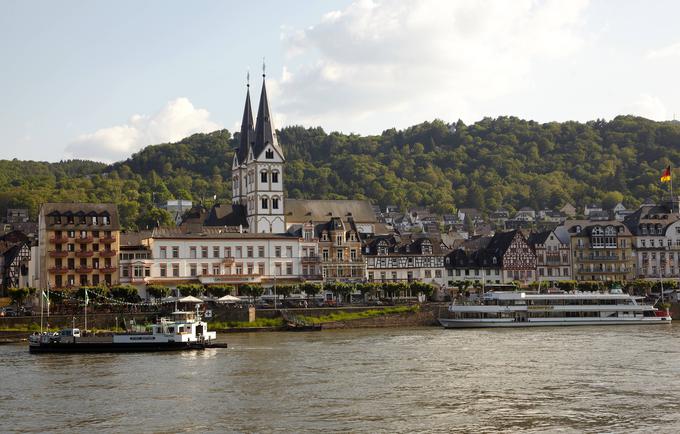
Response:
3,325,680,433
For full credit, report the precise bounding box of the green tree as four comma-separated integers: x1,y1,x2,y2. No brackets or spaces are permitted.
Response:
177,284,204,297
8,287,31,307
146,284,170,300
300,282,322,301
110,284,141,303
206,285,234,298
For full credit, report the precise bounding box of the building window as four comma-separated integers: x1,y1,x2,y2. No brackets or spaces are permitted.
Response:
275,246,281,257
247,246,254,258
225,247,232,258
212,264,220,275
435,269,442,278
272,172,279,183
336,235,343,245
258,246,265,257
337,251,343,260
275,263,282,276
257,262,264,274
350,249,357,260
272,198,279,209
201,246,208,258
213,246,220,258
159,247,167,259
286,246,293,258
172,264,179,277
286,263,293,275
190,264,197,276
201,264,209,275
265,149,274,159
425,270,432,278
322,249,329,261
261,171,268,183
235,247,242,258
172,246,179,258
160,264,167,277
261,198,268,209
190,246,197,259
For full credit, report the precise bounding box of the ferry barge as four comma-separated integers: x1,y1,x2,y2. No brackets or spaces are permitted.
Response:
28,311,222,353
439,289,672,328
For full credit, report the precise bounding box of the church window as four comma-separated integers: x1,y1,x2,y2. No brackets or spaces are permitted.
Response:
265,149,274,159
272,198,279,209
261,171,267,183
261,198,268,209
272,171,279,183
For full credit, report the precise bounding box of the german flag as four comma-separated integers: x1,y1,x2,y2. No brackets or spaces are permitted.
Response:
661,166,672,183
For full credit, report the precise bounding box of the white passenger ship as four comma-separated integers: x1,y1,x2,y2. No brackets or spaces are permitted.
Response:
438,289,672,328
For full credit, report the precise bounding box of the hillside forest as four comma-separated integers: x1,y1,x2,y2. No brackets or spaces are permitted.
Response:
1,115,680,230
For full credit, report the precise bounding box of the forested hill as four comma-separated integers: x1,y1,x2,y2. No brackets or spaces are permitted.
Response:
2,115,680,230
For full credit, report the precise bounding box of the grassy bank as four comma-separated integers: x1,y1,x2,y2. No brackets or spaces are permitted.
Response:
298,305,420,324
208,317,285,329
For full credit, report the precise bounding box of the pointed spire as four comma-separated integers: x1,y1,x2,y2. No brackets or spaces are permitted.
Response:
236,77,255,165
253,74,283,159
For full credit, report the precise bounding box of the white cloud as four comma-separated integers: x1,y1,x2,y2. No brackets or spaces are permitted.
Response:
66,98,221,162
277,0,590,133
647,41,680,59
623,93,667,120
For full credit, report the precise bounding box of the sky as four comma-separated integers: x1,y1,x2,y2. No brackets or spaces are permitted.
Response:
1,0,679,163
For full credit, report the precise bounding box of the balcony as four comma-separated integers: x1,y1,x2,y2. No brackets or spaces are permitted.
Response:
48,267,69,274
75,267,93,273
49,236,69,243
75,250,94,258
49,250,69,258
100,235,116,243
76,236,94,243
100,266,118,273
582,255,620,261
301,255,321,263
99,250,117,257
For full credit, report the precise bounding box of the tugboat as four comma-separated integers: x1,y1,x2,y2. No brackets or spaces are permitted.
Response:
28,309,225,353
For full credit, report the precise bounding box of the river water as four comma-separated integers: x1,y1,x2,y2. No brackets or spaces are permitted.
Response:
3,325,680,433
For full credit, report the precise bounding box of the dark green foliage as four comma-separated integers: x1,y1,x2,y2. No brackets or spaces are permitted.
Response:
7,287,33,306
3,116,680,228
177,284,204,297
206,285,234,298
299,282,322,298
109,284,141,303
146,284,171,300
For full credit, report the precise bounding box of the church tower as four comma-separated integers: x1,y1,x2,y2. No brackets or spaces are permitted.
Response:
231,80,255,207
245,72,286,233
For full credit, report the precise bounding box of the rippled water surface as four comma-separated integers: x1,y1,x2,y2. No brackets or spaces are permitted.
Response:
3,325,680,433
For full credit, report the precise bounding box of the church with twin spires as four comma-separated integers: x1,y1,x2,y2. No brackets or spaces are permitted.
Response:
231,74,286,233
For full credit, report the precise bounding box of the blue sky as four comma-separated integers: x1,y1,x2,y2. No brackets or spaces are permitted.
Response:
1,0,679,162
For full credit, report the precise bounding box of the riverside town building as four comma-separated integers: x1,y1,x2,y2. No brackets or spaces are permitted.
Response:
23,76,680,299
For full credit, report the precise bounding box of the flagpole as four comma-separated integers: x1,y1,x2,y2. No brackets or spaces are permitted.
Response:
40,289,43,334
84,288,88,335
671,164,675,213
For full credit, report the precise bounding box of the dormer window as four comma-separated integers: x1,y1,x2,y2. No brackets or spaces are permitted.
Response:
322,232,329,241
265,149,274,159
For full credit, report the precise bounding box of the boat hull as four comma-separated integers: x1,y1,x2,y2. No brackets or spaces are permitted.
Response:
28,341,212,353
438,317,672,328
